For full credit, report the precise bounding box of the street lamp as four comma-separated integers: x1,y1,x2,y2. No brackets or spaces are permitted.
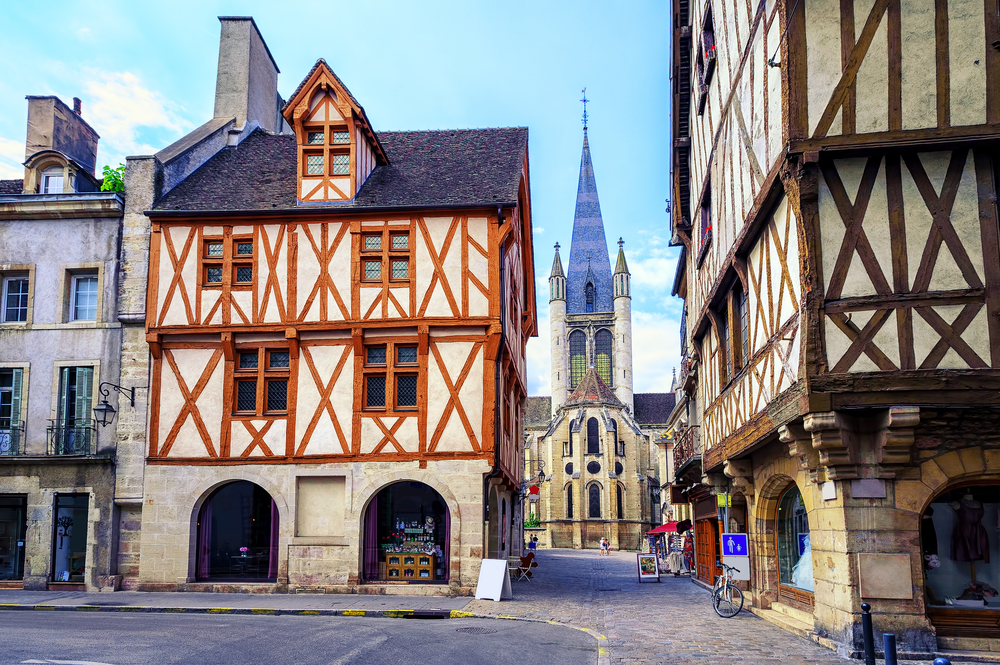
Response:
93,382,136,427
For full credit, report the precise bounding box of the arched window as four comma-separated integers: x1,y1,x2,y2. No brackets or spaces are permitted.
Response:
587,417,600,455
586,283,595,312
569,331,586,388
196,481,277,581
595,329,613,385
777,485,812,592
589,484,601,518
362,481,450,583
610,419,619,455
566,486,573,519
617,485,624,520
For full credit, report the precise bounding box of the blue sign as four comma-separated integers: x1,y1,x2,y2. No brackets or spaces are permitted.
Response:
720,533,748,556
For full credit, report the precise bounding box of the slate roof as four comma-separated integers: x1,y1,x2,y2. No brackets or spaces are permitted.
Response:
0,180,21,195
564,368,624,408
633,393,676,425
525,396,552,428
566,130,613,314
153,126,528,213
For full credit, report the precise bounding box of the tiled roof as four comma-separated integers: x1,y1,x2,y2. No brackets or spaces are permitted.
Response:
0,180,22,195
153,126,528,213
525,396,552,428
633,393,676,425
565,368,623,408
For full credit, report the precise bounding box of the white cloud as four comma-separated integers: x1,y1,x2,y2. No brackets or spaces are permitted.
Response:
534,227,544,234
0,136,24,179
80,71,190,166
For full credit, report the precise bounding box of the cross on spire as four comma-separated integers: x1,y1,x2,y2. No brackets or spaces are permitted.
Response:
580,88,589,131
618,237,624,249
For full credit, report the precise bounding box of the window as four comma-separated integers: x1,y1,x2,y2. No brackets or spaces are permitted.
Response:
53,494,89,582
566,486,573,519
306,154,324,175
733,286,749,372
589,484,601,518
55,367,93,455
617,485,624,520
2,275,29,323
587,417,600,455
331,154,350,174
0,368,24,455
363,340,419,411
41,167,64,194
699,185,712,256
202,238,252,288
70,274,98,321
332,131,350,145
695,4,716,115
595,329,613,386
585,283,595,312
233,348,290,416
569,331,586,388
777,485,812,592
716,303,730,385
358,227,412,287
307,131,324,145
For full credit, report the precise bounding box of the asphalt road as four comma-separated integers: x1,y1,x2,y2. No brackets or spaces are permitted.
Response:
2,612,596,665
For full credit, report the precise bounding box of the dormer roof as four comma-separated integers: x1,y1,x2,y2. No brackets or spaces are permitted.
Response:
565,367,624,408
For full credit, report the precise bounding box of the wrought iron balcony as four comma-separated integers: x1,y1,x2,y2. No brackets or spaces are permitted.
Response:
0,420,24,456
672,426,700,477
46,420,97,456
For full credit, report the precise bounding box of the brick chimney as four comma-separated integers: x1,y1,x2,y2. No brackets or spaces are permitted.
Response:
73,97,82,115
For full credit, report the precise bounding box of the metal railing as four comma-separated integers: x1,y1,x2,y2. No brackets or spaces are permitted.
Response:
46,420,97,456
673,426,699,474
0,420,24,456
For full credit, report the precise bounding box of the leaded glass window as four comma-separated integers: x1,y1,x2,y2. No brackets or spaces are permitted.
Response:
306,154,323,175
308,131,324,144
239,352,259,370
595,329,613,386
366,376,386,408
364,235,382,251
236,242,253,256
206,268,222,284
266,379,287,412
589,484,601,518
396,375,417,408
569,331,586,388
391,259,408,280
236,380,257,412
391,234,409,250
236,266,253,283
396,346,417,364
366,346,387,365
206,242,223,256
269,351,289,369
586,283,595,312
332,131,350,144
331,154,349,174
364,260,381,280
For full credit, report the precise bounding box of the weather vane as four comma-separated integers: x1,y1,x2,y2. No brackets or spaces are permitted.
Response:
580,88,589,131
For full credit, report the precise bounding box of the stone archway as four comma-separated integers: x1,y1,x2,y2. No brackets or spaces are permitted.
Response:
195,480,278,582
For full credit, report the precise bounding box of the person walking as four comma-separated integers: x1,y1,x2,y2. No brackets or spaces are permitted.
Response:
528,535,538,553
600,537,608,556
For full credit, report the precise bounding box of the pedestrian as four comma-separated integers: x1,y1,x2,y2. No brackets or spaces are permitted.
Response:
600,537,608,556
528,535,537,553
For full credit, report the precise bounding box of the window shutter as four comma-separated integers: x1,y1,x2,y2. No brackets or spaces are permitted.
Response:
75,367,94,425
58,367,71,422
10,369,22,425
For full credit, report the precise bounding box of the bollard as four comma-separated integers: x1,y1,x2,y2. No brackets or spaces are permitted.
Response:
861,603,876,665
932,659,952,665
883,633,897,665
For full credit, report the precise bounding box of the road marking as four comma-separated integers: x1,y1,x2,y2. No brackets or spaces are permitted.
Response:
33,606,56,611
298,610,320,615
22,660,114,664
207,608,231,614
450,610,474,618
250,609,275,615
341,609,366,616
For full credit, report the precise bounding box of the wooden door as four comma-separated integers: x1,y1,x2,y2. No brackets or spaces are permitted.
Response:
695,518,719,583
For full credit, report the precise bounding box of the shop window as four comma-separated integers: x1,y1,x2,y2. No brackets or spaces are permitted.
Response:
233,348,290,416
2,274,29,323
587,417,600,455
361,481,449,583
52,494,88,582
0,369,24,456
196,481,277,581
589,484,601,519
569,331,586,388
359,227,412,286
595,329,613,386
202,237,253,289
362,341,419,412
777,485,813,593
0,496,26,580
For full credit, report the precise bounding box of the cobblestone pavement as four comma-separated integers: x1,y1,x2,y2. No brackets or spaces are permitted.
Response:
465,548,850,664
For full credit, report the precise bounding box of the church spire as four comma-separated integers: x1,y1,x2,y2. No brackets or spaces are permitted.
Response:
566,104,613,314
549,242,566,302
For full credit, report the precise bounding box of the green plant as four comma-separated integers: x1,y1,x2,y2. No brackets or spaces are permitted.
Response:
524,514,540,528
101,163,125,192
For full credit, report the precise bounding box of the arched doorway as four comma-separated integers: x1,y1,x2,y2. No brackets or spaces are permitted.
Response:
196,481,277,581
362,481,450,583
776,484,813,609
923,483,1000,639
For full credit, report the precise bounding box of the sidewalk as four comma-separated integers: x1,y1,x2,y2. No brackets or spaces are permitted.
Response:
0,588,472,618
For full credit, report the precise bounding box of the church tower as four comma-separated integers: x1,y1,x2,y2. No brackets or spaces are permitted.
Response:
549,104,634,415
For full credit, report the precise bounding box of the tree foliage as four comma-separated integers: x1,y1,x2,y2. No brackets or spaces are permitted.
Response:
101,164,125,192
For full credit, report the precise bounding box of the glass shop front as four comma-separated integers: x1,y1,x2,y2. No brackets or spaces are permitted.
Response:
363,481,449,583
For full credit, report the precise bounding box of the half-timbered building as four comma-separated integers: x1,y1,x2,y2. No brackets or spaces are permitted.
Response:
670,0,1000,653
134,22,534,593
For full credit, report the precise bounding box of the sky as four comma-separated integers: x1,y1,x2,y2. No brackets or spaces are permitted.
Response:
0,0,681,396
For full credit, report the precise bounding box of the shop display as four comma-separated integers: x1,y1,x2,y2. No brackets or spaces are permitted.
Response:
364,481,449,583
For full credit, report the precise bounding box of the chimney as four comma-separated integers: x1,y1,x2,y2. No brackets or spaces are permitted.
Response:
214,17,280,132
73,97,82,115
24,96,99,175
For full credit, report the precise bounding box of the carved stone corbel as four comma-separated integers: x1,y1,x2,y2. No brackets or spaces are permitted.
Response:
874,406,920,478
804,411,859,480
724,458,754,505
778,421,824,483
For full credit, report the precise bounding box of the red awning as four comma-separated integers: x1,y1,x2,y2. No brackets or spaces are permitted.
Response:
647,522,679,534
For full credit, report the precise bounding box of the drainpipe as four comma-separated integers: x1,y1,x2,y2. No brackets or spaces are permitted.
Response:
483,206,506,557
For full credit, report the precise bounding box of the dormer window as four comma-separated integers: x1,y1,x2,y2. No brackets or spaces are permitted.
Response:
42,167,64,194
308,131,324,145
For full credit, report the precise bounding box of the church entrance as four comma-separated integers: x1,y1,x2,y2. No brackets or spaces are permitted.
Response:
362,481,450,583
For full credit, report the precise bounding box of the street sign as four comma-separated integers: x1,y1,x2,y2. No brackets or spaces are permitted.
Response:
720,533,748,557
721,555,751,581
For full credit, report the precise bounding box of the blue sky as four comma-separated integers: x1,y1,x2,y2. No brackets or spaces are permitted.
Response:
0,0,681,396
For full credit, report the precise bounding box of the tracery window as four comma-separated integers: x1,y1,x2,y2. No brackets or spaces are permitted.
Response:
595,329,613,386
589,484,601,519
569,331,586,388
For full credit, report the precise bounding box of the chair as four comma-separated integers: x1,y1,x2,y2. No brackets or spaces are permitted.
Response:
510,552,538,581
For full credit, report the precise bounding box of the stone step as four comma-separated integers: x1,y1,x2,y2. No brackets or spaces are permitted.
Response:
750,606,815,640
769,601,815,627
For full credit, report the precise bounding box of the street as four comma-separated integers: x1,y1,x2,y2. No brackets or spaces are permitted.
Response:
0,613,594,665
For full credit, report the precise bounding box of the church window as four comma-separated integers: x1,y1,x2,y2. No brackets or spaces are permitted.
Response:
589,484,601,518
616,485,624,519
569,331,586,388
585,283,595,312
587,417,599,455
566,486,573,519
595,329,613,386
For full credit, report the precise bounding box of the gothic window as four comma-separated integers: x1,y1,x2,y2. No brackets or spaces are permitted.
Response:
589,484,601,518
585,283,595,312
595,329,613,386
587,417,599,455
617,485,624,520
569,331,586,388
566,486,573,519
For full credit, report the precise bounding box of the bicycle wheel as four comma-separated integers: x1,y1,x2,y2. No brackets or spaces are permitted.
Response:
713,583,744,618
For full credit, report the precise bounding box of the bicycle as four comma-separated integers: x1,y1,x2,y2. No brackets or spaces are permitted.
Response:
712,561,744,618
